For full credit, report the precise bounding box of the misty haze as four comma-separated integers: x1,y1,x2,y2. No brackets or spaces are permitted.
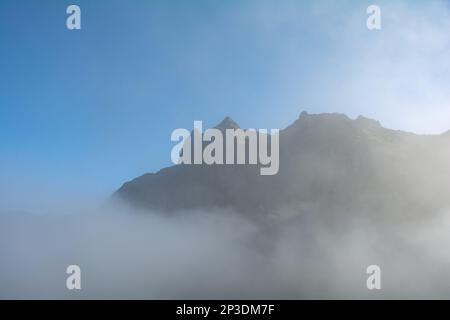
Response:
2,112,450,299
1,0,450,301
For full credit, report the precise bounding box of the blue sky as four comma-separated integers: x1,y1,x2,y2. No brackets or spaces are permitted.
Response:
1,0,450,212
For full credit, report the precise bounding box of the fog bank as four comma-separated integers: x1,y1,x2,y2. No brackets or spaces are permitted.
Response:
1,201,450,299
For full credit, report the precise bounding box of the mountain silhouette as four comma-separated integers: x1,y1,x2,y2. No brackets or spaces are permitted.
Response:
214,116,240,131
115,112,450,222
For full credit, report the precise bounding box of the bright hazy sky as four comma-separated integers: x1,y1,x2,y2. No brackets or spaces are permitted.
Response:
1,0,449,212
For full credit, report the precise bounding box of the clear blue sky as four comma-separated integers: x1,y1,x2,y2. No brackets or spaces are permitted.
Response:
1,0,449,212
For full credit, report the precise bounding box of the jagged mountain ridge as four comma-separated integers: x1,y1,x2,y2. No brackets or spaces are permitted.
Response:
115,112,450,221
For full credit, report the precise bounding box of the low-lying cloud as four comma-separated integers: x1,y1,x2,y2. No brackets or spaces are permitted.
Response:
1,200,450,299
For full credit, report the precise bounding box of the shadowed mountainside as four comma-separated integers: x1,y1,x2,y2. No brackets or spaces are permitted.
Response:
115,112,450,223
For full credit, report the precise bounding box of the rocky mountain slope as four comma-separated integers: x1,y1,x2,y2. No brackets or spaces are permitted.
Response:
115,112,450,223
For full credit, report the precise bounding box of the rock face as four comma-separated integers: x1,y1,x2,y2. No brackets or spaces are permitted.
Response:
115,112,450,222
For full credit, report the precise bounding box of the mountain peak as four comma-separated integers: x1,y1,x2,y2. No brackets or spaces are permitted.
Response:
299,111,309,118
215,116,240,131
297,111,382,129
292,111,351,129
298,111,350,121
116,111,450,220
355,115,381,128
